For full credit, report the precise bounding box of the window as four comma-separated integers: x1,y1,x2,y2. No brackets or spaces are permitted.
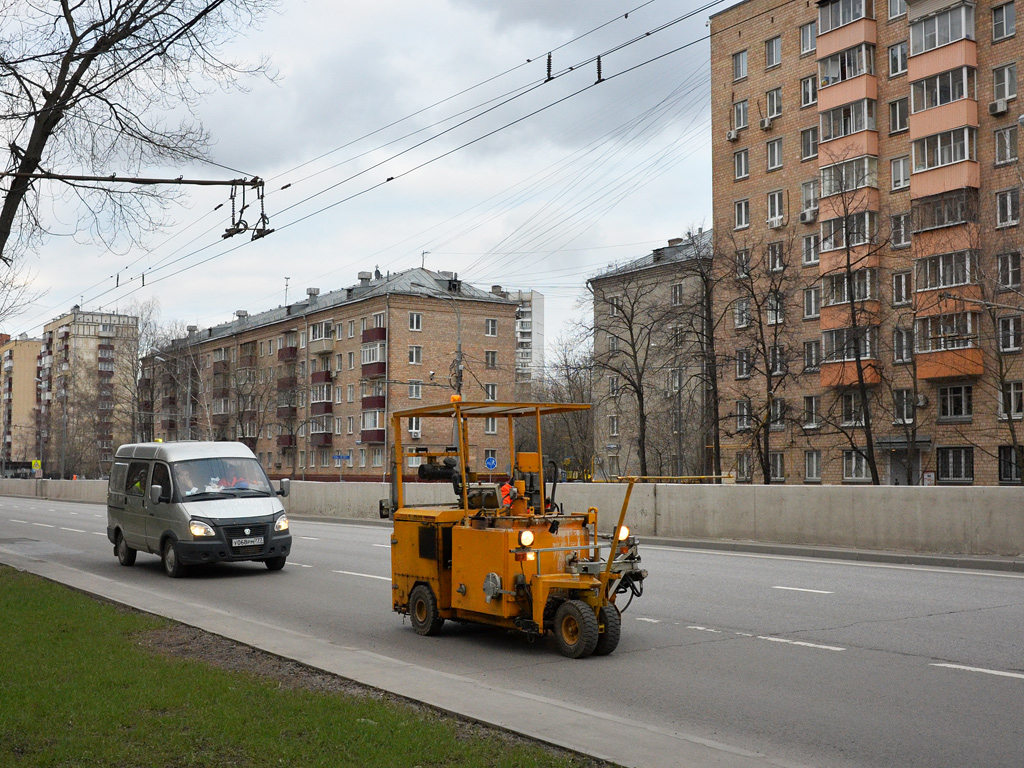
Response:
608,333,619,353
736,348,752,378
889,98,908,133
999,315,1022,351
609,376,619,396
889,0,906,18
766,36,781,68
801,76,817,107
801,180,819,212
1001,381,1024,419
844,450,870,481
734,99,749,129
997,188,1020,227
999,446,1022,483
998,251,1021,289
891,156,910,190
996,125,1018,165
736,399,752,431
767,292,784,325
824,326,878,361
409,312,422,331
735,148,749,179
347,383,355,402
767,139,783,171
819,0,872,35
820,99,876,142
889,42,908,76
805,450,822,482
993,63,1017,101
916,250,973,289
766,87,782,118
915,312,979,352
895,327,914,363
482,416,497,435
894,389,914,424
912,188,977,231
804,287,821,318
938,384,973,419
733,50,747,81
911,128,977,173
484,383,497,401
842,390,864,425
348,320,355,338
769,398,786,429
607,415,619,438
804,340,822,371
485,318,498,336
736,452,752,482
770,452,785,482
911,66,975,112
409,380,422,399
767,190,784,222
891,213,911,247
607,296,621,317
801,22,817,54
819,44,875,88
803,234,820,265
993,2,1016,40
408,345,422,364
768,345,786,375
736,249,751,277
822,156,878,197
484,350,498,369
804,395,821,427
936,447,973,484
801,127,818,160
735,199,750,229
769,241,785,271
820,212,878,252
735,298,752,328
910,5,975,56
893,271,912,305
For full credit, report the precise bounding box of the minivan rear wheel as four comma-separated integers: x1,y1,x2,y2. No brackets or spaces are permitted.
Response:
115,532,136,567
162,538,184,578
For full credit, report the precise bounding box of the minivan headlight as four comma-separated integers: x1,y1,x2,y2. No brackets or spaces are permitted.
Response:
274,513,290,532
189,520,215,537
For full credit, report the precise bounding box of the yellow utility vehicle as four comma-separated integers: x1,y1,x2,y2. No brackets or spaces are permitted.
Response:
380,400,647,658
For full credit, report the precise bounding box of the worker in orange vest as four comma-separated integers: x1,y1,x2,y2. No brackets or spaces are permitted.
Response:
500,477,516,506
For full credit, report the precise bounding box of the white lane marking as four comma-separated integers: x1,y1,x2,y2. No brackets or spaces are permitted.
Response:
10,519,28,524
687,626,722,633
300,536,320,541
289,562,313,568
69,512,78,515
930,663,1024,680
372,543,390,548
635,617,661,624
758,636,845,651
32,523,55,528
60,527,86,533
773,586,834,594
92,532,106,536
736,632,754,637
332,570,390,581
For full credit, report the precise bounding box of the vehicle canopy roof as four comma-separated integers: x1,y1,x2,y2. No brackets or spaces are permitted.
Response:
393,401,590,420
113,441,258,463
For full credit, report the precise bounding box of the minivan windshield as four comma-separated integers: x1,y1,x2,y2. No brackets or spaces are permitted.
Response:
172,457,274,501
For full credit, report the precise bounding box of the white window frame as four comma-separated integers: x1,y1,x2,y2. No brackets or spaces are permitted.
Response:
844,450,870,482
993,2,1016,41
767,139,783,171
735,148,749,179
801,127,819,160
893,271,912,306
998,251,1021,289
801,22,817,55
734,99,749,129
735,199,750,230
888,42,908,77
766,87,782,118
765,36,781,69
805,450,822,482
409,312,422,331
993,63,1017,101
891,156,910,190
999,315,1022,352
733,50,748,81
802,234,820,266
801,76,817,107
995,125,1018,166
803,286,821,319
996,188,1020,227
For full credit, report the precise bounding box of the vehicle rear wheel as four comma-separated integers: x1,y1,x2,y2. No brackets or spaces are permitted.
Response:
593,603,622,656
264,556,286,571
553,599,599,658
409,584,444,636
161,538,185,578
115,532,136,567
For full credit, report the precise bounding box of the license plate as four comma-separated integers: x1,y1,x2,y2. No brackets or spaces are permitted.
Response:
232,536,264,547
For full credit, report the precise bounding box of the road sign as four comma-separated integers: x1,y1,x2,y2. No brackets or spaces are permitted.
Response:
31,459,41,470
335,454,351,461
485,456,497,470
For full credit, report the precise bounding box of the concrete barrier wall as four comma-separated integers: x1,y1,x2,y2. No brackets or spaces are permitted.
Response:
6,479,1023,557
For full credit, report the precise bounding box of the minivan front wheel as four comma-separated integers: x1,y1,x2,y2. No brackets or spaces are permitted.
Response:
115,532,136,567
161,539,185,578
264,556,286,571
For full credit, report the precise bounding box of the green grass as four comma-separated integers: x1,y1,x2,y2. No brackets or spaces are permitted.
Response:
0,567,604,768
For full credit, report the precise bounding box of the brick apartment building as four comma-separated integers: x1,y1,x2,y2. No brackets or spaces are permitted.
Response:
142,268,521,481
1,334,41,476
711,0,1022,484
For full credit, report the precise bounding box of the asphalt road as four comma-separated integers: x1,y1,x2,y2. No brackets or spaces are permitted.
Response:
1,496,1022,768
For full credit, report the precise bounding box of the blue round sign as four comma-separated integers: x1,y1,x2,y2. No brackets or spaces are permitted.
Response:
484,456,497,470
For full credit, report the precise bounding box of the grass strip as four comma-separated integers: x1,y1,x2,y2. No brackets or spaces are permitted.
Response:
0,566,609,768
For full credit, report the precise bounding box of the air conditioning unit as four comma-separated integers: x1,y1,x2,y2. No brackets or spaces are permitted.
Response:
409,429,421,439
989,98,1008,116
726,129,739,142
760,117,773,131
916,394,929,408
767,216,784,229
799,208,818,224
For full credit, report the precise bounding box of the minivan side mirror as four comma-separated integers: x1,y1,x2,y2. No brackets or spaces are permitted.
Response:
148,484,163,505
277,478,290,497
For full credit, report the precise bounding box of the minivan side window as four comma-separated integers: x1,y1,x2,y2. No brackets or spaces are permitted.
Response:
152,462,172,502
125,462,149,496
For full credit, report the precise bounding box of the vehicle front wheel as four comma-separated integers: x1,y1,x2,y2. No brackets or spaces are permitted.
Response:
161,539,185,578
115,532,136,567
264,556,286,571
592,603,622,656
409,584,444,636
553,599,599,658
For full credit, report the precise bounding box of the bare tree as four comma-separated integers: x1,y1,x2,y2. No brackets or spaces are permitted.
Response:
537,333,594,480
0,0,275,264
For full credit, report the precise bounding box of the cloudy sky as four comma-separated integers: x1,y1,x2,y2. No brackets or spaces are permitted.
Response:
10,0,715,356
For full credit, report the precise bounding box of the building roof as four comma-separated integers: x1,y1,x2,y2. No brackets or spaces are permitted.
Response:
587,229,713,284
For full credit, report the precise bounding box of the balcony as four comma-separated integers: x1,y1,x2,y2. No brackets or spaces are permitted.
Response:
911,162,979,200
818,74,878,113
308,337,334,356
820,360,882,388
907,38,976,83
311,370,333,384
277,434,296,448
277,405,297,420
916,348,983,380
160,419,177,430
278,345,298,362
212,413,231,427
361,326,387,344
277,375,297,391
816,17,876,59
361,394,386,410
238,354,257,369
360,428,385,444
212,360,230,375
311,401,333,416
361,361,387,379
311,432,333,447
239,436,258,450
212,386,231,399
161,394,177,406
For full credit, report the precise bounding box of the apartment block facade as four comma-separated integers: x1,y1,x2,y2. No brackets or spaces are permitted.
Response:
142,269,519,481
0,334,41,476
711,0,1022,484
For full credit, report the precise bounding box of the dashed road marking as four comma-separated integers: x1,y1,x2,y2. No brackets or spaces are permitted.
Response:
930,663,1024,680
10,519,28,524
758,636,845,651
32,523,55,528
688,626,722,633
60,527,86,533
773,586,833,594
636,617,660,624
289,562,313,568
300,536,319,541
332,570,390,581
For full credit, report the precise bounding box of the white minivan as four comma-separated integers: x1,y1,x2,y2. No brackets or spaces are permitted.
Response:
107,441,292,577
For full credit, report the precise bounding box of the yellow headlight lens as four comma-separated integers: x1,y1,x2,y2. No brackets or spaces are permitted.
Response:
519,529,535,547
274,514,290,531
189,520,215,537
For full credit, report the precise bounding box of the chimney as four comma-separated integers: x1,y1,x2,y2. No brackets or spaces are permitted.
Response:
306,287,320,306
668,238,684,247
235,310,248,320
491,285,503,295
357,271,372,286
186,325,198,333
